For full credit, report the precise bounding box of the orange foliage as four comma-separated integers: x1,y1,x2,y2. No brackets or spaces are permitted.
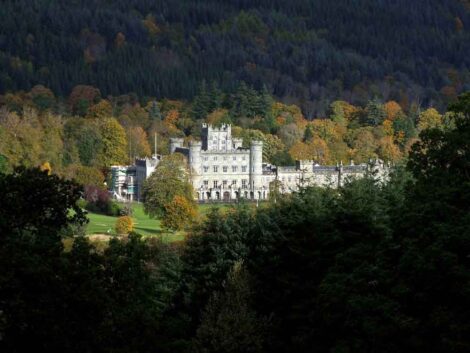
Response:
164,110,180,132
384,101,402,121
382,119,394,137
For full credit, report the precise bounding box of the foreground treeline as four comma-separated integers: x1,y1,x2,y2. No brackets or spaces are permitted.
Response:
0,84,458,186
0,94,469,352
1,0,469,113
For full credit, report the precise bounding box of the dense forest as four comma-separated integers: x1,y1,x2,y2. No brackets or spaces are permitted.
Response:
0,93,469,353
1,0,470,115
0,81,452,185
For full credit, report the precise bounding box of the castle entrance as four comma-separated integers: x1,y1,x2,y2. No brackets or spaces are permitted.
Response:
223,191,230,202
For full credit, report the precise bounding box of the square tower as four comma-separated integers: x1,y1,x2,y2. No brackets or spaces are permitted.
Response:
201,123,235,151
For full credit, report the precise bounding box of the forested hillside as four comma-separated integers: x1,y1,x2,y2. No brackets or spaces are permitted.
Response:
1,0,469,116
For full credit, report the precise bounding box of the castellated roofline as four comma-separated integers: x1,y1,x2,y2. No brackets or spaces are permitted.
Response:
189,140,202,146
201,123,231,131
250,140,263,146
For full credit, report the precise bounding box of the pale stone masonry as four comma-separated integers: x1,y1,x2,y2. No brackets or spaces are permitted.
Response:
110,123,389,202
170,124,389,201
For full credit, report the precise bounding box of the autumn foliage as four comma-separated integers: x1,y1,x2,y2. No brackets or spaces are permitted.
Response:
162,195,197,231
115,216,134,235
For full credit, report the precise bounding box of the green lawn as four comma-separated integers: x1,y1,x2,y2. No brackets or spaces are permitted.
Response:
86,201,262,243
86,203,184,242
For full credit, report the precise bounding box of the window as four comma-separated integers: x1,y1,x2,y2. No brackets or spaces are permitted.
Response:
233,156,237,161
232,180,237,186
213,156,217,161
213,180,218,188
204,156,208,161
213,166,218,173
242,156,246,161
203,180,209,187
242,179,248,188
242,166,247,173
222,180,228,188
203,166,209,173
232,166,238,172
223,156,227,161
223,166,228,172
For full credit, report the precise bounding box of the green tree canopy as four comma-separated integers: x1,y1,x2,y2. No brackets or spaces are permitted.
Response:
142,153,194,218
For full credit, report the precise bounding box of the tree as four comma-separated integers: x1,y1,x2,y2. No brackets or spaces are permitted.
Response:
0,154,7,173
364,98,386,126
377,136,402,162
96,118,128,167
289,141,312,161
142,153,193,218
0,167,86,238
86,99,113,120
115,216,134,235
179,206,254,326
384,101,402,121
303,125,314,142
193,262,268,353
128,126,152,158
417,108,443,131
63,165,105,188
68,85,101,116
29,85,55,111
148,101,163,122
161,195,197,232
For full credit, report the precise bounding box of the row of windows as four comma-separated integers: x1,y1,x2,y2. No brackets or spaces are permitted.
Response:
203,180,249,188
203,155,247,162
203,166,247,173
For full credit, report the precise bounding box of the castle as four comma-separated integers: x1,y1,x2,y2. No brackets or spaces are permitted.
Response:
109,123,388,202
169,124,389,202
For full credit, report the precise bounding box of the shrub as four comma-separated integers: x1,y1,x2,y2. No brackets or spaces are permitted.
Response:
162,195,197,231
84,185,121,216
115,216,134,235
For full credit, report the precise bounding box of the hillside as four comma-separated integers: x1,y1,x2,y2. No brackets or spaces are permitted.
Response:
1,0,469,116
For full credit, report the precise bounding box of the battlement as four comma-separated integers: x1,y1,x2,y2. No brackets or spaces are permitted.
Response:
202,123,231,132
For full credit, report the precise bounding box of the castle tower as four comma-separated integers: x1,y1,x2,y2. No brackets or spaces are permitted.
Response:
169,137,184,153
201,123,233,151
189,140,202,189
250,140,263,192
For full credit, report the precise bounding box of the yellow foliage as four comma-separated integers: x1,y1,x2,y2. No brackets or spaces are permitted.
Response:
310,138,330,164
115,216,134,235
289,141,312,161
382,119,394,137
289,138,330,164
418,108,442,131
162,195,197,231
40,161,52,175
378,136,402,162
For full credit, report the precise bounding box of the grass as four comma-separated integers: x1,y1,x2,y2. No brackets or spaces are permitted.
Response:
86,203,184,242
85,201,265,243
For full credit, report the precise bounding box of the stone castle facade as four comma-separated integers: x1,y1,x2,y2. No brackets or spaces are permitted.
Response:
170,124,389,202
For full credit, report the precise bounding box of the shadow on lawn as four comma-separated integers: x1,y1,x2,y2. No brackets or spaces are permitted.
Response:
134,226,162,236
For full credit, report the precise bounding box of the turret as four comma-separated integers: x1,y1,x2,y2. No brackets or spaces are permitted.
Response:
189,140,202,175
169,138,184,153
250,140,263,190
